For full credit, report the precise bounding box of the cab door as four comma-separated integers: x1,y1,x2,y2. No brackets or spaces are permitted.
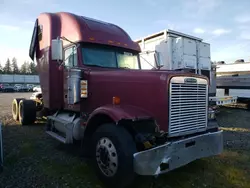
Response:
63,45,80,111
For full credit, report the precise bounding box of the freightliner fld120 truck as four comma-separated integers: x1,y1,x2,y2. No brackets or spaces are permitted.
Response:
11,12,223,188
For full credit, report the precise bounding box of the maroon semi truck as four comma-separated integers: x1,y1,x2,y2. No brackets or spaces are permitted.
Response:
11,12,223,187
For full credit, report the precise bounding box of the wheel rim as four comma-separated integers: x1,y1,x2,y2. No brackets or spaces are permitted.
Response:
96,137,118,177
19,103,23,119
12,102,17,116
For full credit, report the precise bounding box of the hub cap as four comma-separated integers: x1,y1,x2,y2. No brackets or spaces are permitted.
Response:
96,137,118,177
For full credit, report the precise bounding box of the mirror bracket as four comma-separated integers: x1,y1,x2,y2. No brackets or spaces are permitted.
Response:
51,36,80,69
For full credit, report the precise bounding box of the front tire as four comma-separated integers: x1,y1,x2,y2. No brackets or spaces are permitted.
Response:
91,123,137,188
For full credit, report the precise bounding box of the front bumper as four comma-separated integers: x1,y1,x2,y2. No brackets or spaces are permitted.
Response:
133,130,223,176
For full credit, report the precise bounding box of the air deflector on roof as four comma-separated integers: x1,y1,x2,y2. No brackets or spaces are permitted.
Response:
82,16,130,38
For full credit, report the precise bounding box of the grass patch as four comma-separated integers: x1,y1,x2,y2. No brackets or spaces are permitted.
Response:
4,154,19,166
4,141,35,167
1,106,250,188
39,158,102,188
132,149,250,188
19,142,35,156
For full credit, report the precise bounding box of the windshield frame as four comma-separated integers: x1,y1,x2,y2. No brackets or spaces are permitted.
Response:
80,43,141,70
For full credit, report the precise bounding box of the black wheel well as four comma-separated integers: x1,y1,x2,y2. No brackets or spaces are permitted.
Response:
85,115,158,139
84,113,115,140
83,114,159,154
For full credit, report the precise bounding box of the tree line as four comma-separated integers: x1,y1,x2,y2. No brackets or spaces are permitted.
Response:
0,58,37,75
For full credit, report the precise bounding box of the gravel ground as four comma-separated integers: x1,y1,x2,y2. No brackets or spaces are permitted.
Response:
0,93,250,188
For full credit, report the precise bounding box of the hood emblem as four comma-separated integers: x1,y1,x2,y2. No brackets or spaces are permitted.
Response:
184,78,197,84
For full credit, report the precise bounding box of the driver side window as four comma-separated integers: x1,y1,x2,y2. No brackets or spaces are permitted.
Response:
64,46,77,67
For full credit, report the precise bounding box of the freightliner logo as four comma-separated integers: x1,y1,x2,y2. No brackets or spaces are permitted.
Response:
184,78,197,84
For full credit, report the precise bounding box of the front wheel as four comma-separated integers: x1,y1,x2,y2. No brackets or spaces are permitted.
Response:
91,123,137,188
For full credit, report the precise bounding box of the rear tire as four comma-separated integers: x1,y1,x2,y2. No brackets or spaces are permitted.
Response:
18,100,37,125
91,123,137,188
12,98,25,121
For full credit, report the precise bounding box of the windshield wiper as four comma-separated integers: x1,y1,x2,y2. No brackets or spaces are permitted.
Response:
119,67,131,69
86,64,132,69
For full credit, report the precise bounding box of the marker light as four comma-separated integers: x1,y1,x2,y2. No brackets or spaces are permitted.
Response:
58,65,63,71
112,96,120,105
81,80,88,98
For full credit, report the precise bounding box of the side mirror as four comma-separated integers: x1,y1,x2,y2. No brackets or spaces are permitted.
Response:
51,38,63,61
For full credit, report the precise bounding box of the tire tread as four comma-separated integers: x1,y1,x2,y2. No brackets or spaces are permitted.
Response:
91,123,137,188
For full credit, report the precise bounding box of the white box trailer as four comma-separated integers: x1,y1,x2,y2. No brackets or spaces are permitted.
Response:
135,29,237,106
215,62,250,100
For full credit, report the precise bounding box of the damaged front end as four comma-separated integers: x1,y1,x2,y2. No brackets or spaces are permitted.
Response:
122,76,223,176
133,119,223,176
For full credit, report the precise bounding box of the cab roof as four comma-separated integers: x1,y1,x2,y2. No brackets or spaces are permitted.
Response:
38,12,140,52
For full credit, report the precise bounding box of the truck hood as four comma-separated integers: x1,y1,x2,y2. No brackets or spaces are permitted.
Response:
84,68,207,131
87,68,192,83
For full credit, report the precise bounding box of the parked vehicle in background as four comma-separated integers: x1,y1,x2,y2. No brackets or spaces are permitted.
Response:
13,84,29,92
27,84,35,91
1,84,14,92
21,84,29,92
2,83,37,92
11,12,223,188
33,85,41,92
14,84,22,92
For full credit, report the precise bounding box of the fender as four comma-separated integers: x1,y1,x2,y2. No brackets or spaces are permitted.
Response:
87,104,153,124
82,105,155,157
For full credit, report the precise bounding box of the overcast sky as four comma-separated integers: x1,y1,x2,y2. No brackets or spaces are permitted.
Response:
0,0,250,66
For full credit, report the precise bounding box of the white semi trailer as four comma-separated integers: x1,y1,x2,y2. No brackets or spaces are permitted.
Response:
135,29,237,106
216,61,250,101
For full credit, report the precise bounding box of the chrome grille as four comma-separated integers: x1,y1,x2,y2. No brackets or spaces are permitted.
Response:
169,77,208,137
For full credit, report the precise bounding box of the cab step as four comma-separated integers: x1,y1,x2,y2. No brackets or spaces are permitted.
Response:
46,112,76,144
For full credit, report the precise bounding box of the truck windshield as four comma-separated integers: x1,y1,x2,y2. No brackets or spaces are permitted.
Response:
82,47,140,69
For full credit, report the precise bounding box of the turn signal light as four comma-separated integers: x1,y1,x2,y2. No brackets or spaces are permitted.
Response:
81,80,88,98
112,96,120,105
